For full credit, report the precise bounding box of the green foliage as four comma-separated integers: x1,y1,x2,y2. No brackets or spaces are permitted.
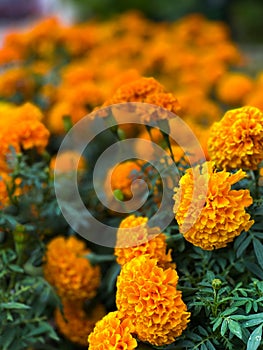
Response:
1,146,263,349
0,249,59,350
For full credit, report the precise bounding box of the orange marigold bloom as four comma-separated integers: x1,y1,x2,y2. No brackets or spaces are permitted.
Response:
116,256,190,346
100,77,180,122
0,102,49,171
88,311,137,350
144,92,181,120
173,162,254,250
102,77,165,106
115,215,172,266
55,299,106,346
215,72,254,106
109,161,142,200
44,236,100,301
208,106,263,170
0,67,35,99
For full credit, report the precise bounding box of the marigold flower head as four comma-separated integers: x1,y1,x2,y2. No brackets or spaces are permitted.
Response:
44,236,100,301
100,77,181,123
116,256,190,346
208,106,263,170
0,67,35,99
115,215,172,266
173,161,254,250
0,102,49,171
109,161,142,200
216,72,253,105
55,299,106,346
88,311,137,350
103,77,165,106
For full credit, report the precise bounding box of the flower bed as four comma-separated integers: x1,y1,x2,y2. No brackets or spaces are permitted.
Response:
0,11,263,350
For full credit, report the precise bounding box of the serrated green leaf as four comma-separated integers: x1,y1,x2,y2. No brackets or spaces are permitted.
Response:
253,238,263,270
228,320,243,340
246,324,262,350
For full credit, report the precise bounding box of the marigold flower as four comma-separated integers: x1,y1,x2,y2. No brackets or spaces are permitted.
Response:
109,161,142,200
216,72,253,105
208,106,263,170
55,299,106,346
173,162,254,250
103,77,165,106
116,256,190,346
0,102,49,171
88,311,137,350
44,236,100,301
115,215,172,266
0,67,35,99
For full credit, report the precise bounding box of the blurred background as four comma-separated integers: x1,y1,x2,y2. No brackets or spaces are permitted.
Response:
0,0,263,43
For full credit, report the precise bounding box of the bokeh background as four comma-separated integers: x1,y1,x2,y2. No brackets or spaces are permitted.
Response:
1,0,263,43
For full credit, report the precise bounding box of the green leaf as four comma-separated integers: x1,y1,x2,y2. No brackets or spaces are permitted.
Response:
9,264,24,273
206,340,216,350
221,307,239,317
246,324,263,350
245,261,263,279
243,318,263,328
212,317,223,331
236,235,252,258
228,319,243,340
221,319,228,336
253,238,263,270
0,302,30,310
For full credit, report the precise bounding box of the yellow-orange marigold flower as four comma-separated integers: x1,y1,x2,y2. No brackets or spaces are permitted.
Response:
173,162,254,250
88,311,137,350
55,299,106,346
109,161,142,200
215,72,253,106
0,102,49,171
208,106,263,170
115,215,172,266
103,77,165,106
44,236,100,301
116,256,190,346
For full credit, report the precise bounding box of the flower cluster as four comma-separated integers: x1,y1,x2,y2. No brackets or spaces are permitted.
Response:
0,9,262,350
